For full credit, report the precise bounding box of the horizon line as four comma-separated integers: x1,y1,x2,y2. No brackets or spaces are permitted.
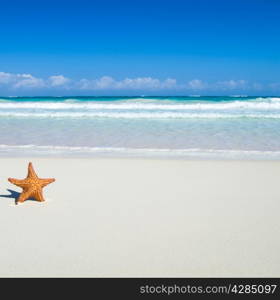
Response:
1,95,279,98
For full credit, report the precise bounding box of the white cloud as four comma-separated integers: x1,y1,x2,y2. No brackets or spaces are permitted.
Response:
187,79,207,90
117,77,161,89
0,71,278,93
78,76,177,90
162,78,177,88
13,74,45,89
268,82,280,90
217,80,247,90
0,72,45,89
48,75,70,87
82,76,116,90
0,72,14,84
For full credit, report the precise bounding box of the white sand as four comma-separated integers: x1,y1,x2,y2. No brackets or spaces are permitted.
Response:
0,158,279,277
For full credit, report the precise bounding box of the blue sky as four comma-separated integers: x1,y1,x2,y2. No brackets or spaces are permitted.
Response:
0,0,280,95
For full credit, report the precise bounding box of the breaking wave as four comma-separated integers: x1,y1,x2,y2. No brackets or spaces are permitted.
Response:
0,97,280,111
1,111,280,119
1,96,280,158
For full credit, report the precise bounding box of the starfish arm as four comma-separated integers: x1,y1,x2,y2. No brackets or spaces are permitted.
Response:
27,162,38,178
17,189,33,203
8,178,29,188
32,188,45,202
9,163,55,204
40,178,55,187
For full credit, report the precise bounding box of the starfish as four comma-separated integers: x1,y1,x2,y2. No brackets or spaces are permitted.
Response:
8,162,55,204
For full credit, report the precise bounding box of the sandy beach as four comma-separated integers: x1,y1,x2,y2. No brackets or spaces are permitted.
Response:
0,158,279,277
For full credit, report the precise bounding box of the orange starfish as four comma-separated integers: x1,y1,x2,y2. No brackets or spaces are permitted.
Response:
8,162,55,204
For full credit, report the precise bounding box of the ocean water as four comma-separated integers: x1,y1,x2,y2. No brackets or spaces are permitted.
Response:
0,96,280,159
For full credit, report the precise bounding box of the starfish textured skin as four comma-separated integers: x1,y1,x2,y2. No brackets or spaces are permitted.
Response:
8,162,55,204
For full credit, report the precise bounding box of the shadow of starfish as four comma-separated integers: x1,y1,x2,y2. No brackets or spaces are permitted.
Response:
0,189,37,205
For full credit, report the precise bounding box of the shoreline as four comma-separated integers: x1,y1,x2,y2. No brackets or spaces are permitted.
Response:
2,146,280,160
0,158,279,277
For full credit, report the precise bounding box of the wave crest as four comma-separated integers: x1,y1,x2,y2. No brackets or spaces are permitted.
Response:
1,97,280,111
1,111,280,119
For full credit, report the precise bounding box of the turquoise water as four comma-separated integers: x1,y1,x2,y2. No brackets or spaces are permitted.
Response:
1,96,280,159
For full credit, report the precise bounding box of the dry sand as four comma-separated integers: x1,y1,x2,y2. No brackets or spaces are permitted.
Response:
0,158,279,277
